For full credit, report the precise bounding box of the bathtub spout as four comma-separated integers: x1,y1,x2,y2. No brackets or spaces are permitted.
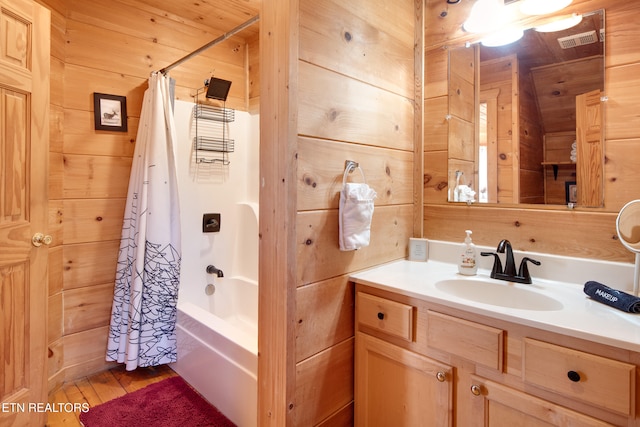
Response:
206,265,224,277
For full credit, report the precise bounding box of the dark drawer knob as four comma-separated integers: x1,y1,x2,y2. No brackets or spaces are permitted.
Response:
567,370,581,382
377,312,385,320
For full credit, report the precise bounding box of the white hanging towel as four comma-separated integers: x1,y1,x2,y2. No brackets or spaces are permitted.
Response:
339,165,377,251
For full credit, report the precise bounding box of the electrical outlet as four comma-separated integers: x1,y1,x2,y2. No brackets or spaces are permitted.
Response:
408,238,429,262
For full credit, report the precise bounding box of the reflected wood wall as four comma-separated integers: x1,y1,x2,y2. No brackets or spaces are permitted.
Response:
424,0,640,263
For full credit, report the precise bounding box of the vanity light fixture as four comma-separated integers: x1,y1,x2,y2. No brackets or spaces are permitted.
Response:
534,13,583,33
520,0,572,16
463,0,506,34
481,27,524,47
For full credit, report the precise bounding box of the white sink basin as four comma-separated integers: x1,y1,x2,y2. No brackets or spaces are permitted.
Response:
435,278,564,311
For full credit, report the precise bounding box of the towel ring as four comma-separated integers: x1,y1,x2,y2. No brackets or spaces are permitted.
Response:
343,160,366,184
345,160,358,173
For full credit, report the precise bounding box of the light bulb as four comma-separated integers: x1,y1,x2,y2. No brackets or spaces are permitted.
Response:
481,27,524,47
463,0,506,34
535,14,583,33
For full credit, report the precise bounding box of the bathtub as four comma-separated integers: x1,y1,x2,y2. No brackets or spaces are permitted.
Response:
174,277,258,427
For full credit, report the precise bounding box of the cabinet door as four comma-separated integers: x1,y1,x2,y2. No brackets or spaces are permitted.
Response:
355,332,453,427
467,376,613,427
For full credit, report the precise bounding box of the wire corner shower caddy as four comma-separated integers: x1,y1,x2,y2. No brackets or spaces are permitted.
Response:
192,83,235,165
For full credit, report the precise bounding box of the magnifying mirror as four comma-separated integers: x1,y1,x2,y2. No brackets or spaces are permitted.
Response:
616,200,640,295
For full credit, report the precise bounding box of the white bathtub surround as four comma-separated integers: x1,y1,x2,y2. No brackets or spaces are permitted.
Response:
350,244,640,352
171,101,259,427
173,101,259,303
207,276,258,338
175,278,257,427
107,73,182,371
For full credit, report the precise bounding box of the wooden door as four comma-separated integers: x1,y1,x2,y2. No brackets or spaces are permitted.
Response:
0,0,50,426
355,332,453,427
576,89,603,207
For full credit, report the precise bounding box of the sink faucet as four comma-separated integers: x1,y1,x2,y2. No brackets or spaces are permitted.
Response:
497,239,517,277
481,239,540,284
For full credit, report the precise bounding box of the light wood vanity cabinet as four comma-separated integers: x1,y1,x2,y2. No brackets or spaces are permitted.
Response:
522,338,635,417
355,292,453,426
354,285,638,427
356,333,453,426
357,292,414,342
467,375,615,427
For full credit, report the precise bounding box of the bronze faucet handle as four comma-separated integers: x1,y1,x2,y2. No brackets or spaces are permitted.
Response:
517,257,541,284
480,252,503,277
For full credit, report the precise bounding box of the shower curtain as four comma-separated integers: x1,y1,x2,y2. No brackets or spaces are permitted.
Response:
106,72,182,371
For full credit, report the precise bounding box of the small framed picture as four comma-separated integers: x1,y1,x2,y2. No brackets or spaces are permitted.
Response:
93,93,128,132
565,181,577,204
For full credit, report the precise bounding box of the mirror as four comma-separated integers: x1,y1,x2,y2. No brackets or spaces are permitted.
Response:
447,10,605,206
616,200,640,295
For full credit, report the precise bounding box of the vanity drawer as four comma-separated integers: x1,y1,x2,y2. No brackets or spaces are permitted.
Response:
356,292,414,342
523,338,635,416
427,311,504,370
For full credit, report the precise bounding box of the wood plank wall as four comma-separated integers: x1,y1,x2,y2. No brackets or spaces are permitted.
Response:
424,0,640,263
518,60,545,205
37,0,258,391
479,54,519,203
448,47,476,201
260,0,420,424
544,132,578,204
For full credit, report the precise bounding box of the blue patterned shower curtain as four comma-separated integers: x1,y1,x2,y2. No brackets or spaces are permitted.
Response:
106,72,182,371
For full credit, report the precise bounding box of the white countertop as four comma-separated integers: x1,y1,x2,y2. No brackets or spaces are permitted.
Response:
350,258,640,352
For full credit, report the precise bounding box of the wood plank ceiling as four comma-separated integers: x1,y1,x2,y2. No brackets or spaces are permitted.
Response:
132,0,261,41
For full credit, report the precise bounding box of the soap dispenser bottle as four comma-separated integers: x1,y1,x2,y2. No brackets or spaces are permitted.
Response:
458,230,478,276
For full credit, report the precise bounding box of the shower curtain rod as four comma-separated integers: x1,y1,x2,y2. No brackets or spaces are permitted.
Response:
158,14,260,75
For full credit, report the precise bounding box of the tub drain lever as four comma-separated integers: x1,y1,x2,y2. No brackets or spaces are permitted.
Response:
206,265,224,277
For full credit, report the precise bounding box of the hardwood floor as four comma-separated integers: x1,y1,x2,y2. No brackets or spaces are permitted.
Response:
45,364,177,426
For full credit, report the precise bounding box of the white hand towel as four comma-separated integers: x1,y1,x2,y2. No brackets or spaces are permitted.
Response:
339,167,377,251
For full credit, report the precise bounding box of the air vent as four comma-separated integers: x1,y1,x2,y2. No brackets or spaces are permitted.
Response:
557,30,598,49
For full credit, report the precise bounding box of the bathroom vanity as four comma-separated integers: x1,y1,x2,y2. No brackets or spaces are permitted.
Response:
351,254,640,426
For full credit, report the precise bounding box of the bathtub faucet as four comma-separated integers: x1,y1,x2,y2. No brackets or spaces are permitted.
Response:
206,265,224,277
